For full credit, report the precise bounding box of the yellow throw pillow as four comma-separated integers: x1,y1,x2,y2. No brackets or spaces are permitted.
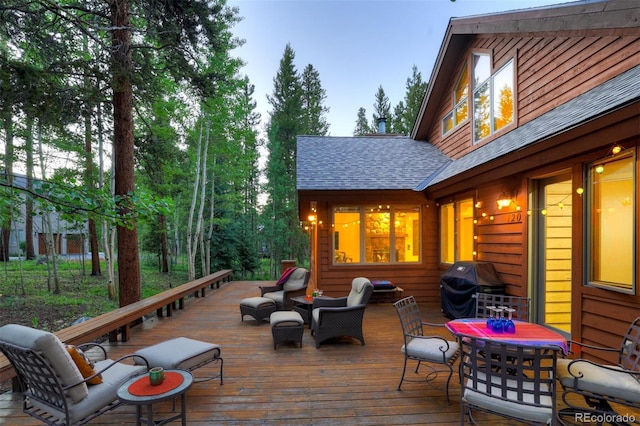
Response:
65,345,103,385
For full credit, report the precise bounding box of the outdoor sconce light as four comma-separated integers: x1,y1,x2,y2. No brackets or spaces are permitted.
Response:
576,187,584,195
496,197,512,209
308,214,316,223
497,192,515,209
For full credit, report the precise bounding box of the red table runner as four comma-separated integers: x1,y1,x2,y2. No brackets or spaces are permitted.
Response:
128,371,185,396
446,318,568,354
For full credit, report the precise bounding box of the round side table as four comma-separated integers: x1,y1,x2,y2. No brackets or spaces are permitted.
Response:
117,369,193,426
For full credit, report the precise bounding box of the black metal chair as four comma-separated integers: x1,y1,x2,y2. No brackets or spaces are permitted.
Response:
473,292,530,321
460,335,560,425
557,317,640,424
393,296,460,403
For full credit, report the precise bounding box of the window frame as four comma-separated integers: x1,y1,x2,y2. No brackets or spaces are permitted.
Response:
471,52,515,144
441,62,469,136
585,151,636,294
332,205,422,266
440,198,475,264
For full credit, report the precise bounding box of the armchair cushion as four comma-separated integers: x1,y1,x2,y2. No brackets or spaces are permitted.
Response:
282,267,309,292
262,290,285,306
464,372,554,424
347,277,372,306
557,359,640,403
0,324,88,403
403,337,459,362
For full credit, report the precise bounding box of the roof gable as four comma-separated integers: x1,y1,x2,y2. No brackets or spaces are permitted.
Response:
416,64,640,190
297,136,451,191
412,0,640,140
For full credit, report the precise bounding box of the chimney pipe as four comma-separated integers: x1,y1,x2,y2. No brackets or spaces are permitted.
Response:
377,117,387,134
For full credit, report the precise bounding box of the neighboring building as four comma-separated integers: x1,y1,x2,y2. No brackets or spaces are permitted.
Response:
297,0,640,351
4,174,88,257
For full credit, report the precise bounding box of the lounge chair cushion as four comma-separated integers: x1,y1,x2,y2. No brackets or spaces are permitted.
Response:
463,371,554,424
557,358,640,403
0,324,88,402
134,337,221,371
31,358,146,424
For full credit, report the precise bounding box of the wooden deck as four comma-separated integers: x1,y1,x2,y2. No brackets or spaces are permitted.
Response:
0,280,633,425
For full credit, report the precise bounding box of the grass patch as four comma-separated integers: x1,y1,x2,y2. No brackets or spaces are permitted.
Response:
0,255,191,332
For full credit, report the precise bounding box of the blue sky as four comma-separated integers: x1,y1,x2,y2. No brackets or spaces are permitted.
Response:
227,0,572,137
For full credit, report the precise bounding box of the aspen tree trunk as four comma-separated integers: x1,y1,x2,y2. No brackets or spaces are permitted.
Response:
37,123,60,293
97,102,117,300
196,122,210,277
204,157,216,276
187,121,204,280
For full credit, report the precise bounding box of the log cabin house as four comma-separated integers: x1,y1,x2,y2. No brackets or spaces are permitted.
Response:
297,0,640,353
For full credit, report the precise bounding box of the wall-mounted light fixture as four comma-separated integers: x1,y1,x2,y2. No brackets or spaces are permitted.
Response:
496,191,515,210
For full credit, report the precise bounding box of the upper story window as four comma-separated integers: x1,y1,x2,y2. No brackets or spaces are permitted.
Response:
333,205,421,265
442,63,469,135
472,53,514,143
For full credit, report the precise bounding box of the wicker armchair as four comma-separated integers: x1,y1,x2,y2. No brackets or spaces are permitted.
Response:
460,335,560,425
260,267,310,310
0,324,149,426
311,277,373,348
557,317,640,423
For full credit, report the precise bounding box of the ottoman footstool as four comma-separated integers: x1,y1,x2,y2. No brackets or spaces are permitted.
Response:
271,311,304,349
134,337,223,384
240,297,277,324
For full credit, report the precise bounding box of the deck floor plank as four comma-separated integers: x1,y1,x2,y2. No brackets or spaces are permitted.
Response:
1,280,635,425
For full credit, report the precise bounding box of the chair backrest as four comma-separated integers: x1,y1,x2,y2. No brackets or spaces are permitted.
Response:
393,296,424,341
346,277,373,307
460,335,559,424
0,324,88,413
619,317,640,378
474,292,530,322
282,268,310,291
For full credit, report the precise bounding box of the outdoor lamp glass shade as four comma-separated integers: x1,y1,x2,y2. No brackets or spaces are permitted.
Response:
496,198,512,209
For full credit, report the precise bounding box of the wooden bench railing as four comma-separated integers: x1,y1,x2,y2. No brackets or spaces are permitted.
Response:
0,269,233,384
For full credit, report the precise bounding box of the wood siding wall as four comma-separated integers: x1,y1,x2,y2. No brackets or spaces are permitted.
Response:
299,190,444,304
422,30,640,351
430,34,640,159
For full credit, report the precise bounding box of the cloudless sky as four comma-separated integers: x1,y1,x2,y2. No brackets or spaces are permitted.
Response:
227,0,573,137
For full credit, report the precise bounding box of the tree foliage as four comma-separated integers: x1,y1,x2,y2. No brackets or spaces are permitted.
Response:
356,65,427,136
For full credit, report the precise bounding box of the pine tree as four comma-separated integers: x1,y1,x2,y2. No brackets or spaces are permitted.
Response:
353,107,371,136
300,64,329,136
370,86,392,133
396,65,428,136
264,44,304,274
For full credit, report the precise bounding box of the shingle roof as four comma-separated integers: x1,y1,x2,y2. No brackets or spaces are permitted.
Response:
416,64,640,191
296,136,451,191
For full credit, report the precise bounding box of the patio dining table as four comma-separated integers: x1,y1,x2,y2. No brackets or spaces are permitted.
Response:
445,318,569,355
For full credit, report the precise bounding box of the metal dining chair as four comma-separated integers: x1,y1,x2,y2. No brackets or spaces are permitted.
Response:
460,335,560,425
393,296,460,403
473,292,530,322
